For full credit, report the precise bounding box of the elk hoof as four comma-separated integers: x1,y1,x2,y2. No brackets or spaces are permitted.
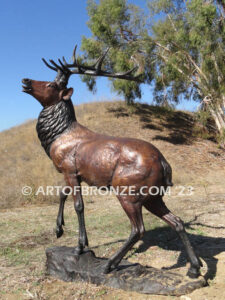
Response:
56,226,64,238
103,265,111,274
72,246,84,255
103,260,115,274
187,267,200,279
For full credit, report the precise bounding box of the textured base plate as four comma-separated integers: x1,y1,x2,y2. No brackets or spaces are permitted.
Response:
46,246,206,296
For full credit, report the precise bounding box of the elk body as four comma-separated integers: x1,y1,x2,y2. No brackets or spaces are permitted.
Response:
22,47,202,277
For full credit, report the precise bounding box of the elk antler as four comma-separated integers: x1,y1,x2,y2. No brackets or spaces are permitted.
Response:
42,45,142,87
42,57,72,88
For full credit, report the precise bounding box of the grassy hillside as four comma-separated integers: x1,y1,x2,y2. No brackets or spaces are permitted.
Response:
0,101,224,209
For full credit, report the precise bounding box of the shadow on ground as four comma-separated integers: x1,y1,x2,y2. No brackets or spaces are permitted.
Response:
138,224,225,282
92,215,225,282
108,103,196,145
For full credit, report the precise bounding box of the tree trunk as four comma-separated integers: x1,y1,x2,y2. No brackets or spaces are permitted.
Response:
208,106,225,132
207,99,225,147
216,103,225,128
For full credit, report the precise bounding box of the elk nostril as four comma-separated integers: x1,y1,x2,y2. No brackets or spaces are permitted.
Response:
22,78,32,88
22,78,31,84
22,78,32,93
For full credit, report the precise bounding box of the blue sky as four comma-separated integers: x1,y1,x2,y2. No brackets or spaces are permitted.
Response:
0,0,197,132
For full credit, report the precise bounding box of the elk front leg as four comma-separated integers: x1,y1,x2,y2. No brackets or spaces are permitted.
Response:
56,188,70,238
65,174,88,254
103,199,145,274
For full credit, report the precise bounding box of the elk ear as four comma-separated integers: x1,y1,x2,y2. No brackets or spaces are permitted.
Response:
60,88,74,100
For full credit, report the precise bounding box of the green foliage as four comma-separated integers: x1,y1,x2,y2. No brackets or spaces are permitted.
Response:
81,0,225,134
81,0,148,104
150,0,225,103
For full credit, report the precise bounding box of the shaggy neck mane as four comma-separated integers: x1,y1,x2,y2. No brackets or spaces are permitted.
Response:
36,99,76,157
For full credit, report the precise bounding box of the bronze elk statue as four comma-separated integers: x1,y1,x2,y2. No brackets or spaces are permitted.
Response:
22,46,202,277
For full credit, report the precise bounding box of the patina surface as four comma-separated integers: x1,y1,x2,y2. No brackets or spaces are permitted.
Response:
22,46,202,278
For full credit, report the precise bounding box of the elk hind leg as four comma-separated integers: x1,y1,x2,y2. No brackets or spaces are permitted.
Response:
144,197,202,278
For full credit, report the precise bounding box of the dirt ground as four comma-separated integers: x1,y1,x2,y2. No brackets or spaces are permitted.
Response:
0,188,225,300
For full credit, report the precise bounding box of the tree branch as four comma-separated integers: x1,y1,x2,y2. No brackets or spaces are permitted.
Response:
170,41,210,85
157,53,202,93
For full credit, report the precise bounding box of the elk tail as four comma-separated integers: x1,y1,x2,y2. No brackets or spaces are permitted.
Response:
161,159,173,187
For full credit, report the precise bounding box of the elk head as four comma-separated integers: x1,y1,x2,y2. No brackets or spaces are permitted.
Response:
22,46,141,107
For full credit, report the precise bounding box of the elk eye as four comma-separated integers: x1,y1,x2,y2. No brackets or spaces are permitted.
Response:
47,82,56,88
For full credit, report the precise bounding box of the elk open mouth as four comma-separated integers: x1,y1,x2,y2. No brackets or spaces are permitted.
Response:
22,78,33,94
